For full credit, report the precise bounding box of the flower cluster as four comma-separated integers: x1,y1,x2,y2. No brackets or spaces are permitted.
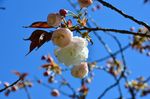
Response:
47,11,90,78
125,77,148,90
2,71,32,96
46,7,90,78
52,28,89,78
41,55,61,83
131,27,150,56
25,0,94,80
106,58,123,76
54,35,89,66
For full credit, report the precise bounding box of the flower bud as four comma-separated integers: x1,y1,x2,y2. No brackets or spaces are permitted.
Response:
11,85,18,91
43,71,51,76
78,0,93,8
59,9,68,17
71,62,88,78
51,89,60,97
4,82,10,87
47,13,62,27
52,28,73,48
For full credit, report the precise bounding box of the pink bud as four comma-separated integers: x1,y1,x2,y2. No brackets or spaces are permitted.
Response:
52,28,73,48
71,62,89,78
130,27,135,32
51,89,60,97
11,85,18,91
47,13,62,27
43,71,51,76
59,9,68,17
78,0,93,8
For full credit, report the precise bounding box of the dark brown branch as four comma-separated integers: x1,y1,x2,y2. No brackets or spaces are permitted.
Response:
97,0,150,31
73,27,150,37
0,77,22,92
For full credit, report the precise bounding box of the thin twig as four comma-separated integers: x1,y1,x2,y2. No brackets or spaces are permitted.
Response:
24,86,32,99
97,0,150,31
0,77,22,92
97,79,120,99
93,44,130,63
60,75,76,94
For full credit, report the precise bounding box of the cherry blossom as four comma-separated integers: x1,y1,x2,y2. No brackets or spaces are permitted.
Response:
47,13,62,27
71,62,89,78
52,28,73,48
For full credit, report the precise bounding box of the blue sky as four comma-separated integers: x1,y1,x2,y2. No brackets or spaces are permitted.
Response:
0,0,150,99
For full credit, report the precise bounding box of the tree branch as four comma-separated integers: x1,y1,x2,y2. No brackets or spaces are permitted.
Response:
97,80,120,99
0,77,22,92
97,0,150,31
73,27,150,37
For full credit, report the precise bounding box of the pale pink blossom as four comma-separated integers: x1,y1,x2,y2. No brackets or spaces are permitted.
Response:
52,28,73,48
78,0,93,8
47,13,62,27
71,62,89,78
55,37,89,66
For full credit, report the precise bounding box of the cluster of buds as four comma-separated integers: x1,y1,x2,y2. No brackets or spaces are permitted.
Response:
41,55,61,83
106,59,123,76
3,71,32,96
125,77,149,91
131,27,150,56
